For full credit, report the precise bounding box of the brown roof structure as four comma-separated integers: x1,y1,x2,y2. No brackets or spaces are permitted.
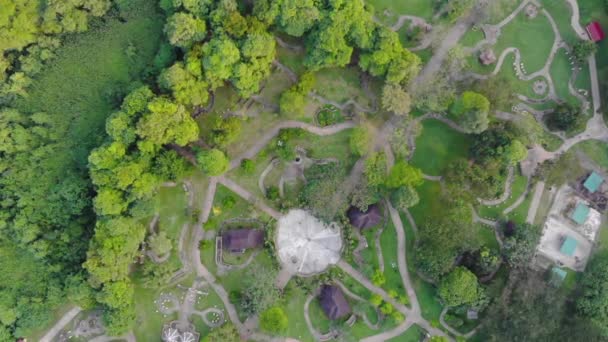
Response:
479,49,496,65
319,285,351,320
347,204,382,229
222,229,264,252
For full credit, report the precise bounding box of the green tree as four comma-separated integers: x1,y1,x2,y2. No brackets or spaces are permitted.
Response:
577,254,608,330
164,12,207,49
276,0,320,37
572,40,597,63
201,36,241,89
438,266,483,307
450,91,490,134
381,83,412,115
196,148,229,176
349,126,370,156
240,262,280,314
503,222,540,268
391,186,420,211
136,97,199,146
203,323,240,342
364,152,387,187
207,114,242,147
359,27,421,85
385,160,423,189
260,306,288,334
546,103,582,132
158,62,209,107
505,139,528,163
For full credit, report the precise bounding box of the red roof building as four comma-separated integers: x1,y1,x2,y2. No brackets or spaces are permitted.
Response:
587,22,605,42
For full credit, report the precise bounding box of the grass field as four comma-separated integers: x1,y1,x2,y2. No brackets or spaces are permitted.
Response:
575,140,608,168
410,119,472,176
550,49,584,108
313,67,373,108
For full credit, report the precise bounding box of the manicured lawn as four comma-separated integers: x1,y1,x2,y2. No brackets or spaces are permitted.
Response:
15,0,164,165
467,10,555,76
157,185,192,270
367,0,434,22
277,285,315,341
575,140,608,168
504,185,534,225
410,119,472,176
540,0,580,44
550,49,584,108
380,221,407,296
477,171,529,220
408,181,443,226
460,28,484,48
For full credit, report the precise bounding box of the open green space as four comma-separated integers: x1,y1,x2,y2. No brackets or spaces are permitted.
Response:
410,119,472,176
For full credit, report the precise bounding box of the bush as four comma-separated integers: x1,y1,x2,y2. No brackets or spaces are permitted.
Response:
240,159,255,174
371,269,386,287
221,196,236,209
259,307,288,333
316,105,343,126
196,148,229,176
266,186,280,201
349,126,370,156
380,302,394,315
370,294,383,307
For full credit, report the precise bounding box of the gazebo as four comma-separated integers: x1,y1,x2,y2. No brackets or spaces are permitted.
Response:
479,49,496,65
347,204,382,230
221,229,264,253
319,284,351,320
586,22,605,42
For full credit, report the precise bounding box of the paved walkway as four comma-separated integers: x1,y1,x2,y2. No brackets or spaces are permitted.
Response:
478,165,515,206
527,181,545,224
39,306,82,342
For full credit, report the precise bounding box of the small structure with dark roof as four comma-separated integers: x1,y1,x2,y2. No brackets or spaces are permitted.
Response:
319,285,351,320
479,49,496,65
587,22,605,42
221,228,264,253
347,204,382,230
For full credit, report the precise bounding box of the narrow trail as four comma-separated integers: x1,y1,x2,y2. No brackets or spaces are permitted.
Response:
503,176,531,215
439,307,479,339
227,120,356,170
39,307,82,342
217,176,282,219
526,181,545,224
478,165,515,206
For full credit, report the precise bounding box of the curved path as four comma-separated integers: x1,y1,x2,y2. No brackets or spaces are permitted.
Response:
39,306,82,342
439,307,479,339
478,165,514,206
228,120,356,170
503,176,531,215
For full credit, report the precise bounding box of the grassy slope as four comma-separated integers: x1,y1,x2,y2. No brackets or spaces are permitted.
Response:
15,1,164,165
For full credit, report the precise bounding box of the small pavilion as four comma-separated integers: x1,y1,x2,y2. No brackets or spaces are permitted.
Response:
560,236,578,257
221,229,264,253
570,202,590,225
319,284,351,320
583,172,604,193
347,204,382,230
479,49,496,65
587,22,605,42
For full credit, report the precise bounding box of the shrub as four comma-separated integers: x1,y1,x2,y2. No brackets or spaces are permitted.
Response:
259,306,288,333
316,105,343,126
370,294,383,307
240,159,255,174
371,269,386,287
